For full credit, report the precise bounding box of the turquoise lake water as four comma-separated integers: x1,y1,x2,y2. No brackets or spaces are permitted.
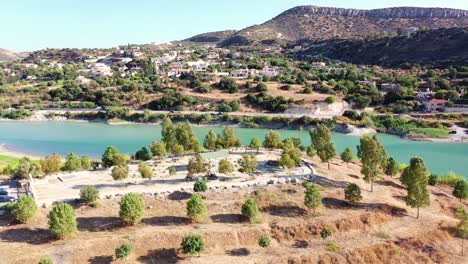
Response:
0,121,467,176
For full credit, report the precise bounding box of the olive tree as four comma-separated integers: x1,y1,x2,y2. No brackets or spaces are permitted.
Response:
150,140,167,158
119,193,145,225
187,154,207,175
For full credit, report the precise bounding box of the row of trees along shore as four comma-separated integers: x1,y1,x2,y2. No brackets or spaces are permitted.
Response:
3,117,468,259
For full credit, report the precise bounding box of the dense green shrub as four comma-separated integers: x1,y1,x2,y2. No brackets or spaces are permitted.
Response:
218,159,234,174
79,186,99,206
241,198,259,222
193,179,208,193
186,194,207,223
115,243,133,260
112,165,129,180
181,233,205,255
119,193,145,225
12,196,37,223
48,203,77,239
258,235,271,248
138,162,153,179
344,183,362,204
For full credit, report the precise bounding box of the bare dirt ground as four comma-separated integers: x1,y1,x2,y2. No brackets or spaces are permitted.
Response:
1,156,467,264
32,150,310,207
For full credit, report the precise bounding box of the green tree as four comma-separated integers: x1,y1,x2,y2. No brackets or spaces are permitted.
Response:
150,141,167,158
135,147,152,161
239,155,257,173
188,154,207,175
401,157,430,219
203,129,218,150
249,137,261,153
63,152,82,171
304,184,322,215
344,183,362,204
40,154,62,174
172,144,184,156
115,243,133,260
306,146,316,157
218,128,241,149
358,135,387,192
385,157,399,177
258,235,270,248
310,124,336,170
340,147,353,163
119,193,145,225
279,138,301,168
79,186,99,207
48,203,77,239
38,258,53,264
81,156,92,170
168,165,177,175
241,198,259,222
186,193,207,223
263,130,282,149
112,165,129,180
279,153,295,169
218,159,234,174
13,157,38,180
456,207,468,256
320,228,332,240
138,162,153,179
181,233,205,256
12,196,37,223
453,180,468,201
161,117,176,145
193,179,208,192
102,146,120,168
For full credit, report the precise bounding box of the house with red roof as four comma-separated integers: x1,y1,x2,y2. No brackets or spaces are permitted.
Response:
422,99,447,112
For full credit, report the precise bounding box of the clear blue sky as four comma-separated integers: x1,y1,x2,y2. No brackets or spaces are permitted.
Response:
2,0,467,51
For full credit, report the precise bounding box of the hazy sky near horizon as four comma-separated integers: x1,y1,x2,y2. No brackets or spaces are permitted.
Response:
2,0,467,51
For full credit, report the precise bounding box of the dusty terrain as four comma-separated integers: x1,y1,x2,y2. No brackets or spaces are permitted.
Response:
0,156,467,264
32,150,311,207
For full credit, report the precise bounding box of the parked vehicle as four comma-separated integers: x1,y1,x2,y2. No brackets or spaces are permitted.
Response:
0,190,8,195
0,196,15,202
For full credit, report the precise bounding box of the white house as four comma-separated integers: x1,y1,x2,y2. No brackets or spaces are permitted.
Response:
90,63,113,78
229,69,259,79
262,66,280,77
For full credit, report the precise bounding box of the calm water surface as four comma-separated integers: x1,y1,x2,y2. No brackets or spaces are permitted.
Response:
0,121,467,177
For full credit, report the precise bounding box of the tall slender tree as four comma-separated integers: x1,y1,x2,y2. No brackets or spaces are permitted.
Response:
310,124,336,170
401,157,430,219
203,129,217,150
358,135,387,192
